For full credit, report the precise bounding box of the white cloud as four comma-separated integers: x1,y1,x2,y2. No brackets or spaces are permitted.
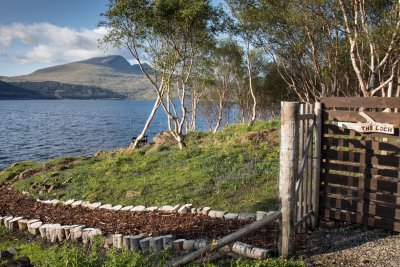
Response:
0,22,122,65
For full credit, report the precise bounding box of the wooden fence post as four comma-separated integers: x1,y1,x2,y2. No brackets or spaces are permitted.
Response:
279,102,299,258
312,102,322,228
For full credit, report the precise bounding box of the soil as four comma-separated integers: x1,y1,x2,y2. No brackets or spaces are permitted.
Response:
0,185,308,252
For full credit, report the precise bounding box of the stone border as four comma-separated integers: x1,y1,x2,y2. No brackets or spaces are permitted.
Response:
36,198,274,222
0,196,276,258
0,214,271,259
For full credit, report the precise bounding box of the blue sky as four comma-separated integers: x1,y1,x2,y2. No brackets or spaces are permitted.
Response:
0,0,224,77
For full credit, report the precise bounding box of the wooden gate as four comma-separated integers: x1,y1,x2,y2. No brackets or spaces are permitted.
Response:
320,97,400,232
279,102,322,257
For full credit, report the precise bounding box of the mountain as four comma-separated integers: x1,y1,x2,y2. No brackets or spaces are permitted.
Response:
0,55,154,100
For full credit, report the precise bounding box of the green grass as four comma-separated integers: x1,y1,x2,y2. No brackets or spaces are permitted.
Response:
0,226,304,267
0,121,281,213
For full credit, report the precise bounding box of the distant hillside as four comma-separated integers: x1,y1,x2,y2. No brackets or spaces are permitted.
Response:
0,80,45,99
1,55,155,100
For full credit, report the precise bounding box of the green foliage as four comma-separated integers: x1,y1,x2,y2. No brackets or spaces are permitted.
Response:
1,121,280,212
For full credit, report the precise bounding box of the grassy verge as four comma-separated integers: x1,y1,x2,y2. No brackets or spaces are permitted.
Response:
0,226,304,267
0,121,280,213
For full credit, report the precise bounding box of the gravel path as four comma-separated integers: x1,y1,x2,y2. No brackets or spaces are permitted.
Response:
298,222,400,267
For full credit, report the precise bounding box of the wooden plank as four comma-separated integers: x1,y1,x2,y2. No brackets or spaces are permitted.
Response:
321,162,399,178
323,137,400,153
321,185,400,206
298,114,314,121
323,208,400,232
312,102,322,228
323,124,400,138
321,97,400,109
323,196,400,220
323,110,400,124
321,173,400,195
298,104,305,228
322,149,400,169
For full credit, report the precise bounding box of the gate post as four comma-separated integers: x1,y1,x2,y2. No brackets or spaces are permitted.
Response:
312,102,322,228
279,102,299,258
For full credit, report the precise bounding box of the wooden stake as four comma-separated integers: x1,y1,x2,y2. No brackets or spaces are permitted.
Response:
279,102,299,258
312,102,322,229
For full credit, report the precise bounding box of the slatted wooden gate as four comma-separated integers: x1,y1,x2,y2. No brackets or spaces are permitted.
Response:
279,102,322,257
320,97,400,232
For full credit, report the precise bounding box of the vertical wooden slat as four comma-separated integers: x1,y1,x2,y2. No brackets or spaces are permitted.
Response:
307,104,314,226
299,104,305,230
279,102,299,258
312,102,322,229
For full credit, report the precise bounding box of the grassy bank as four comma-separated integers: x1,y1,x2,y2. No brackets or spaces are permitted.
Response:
0,121,280,213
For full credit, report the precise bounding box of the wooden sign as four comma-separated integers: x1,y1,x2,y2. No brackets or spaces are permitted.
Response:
333,112,395,135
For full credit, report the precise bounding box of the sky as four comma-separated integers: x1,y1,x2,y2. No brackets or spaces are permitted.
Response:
0,0,124,76
0,0,225,77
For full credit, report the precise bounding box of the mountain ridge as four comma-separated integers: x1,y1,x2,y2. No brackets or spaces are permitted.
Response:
0,55,154,100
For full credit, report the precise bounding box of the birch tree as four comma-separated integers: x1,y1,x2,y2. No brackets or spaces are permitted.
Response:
101,0,224,149
338,0,400,97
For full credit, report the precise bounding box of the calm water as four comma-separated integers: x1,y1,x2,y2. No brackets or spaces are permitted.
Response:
0,100,175,170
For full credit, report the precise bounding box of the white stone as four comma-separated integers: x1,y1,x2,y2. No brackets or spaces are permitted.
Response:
224,213,239,220
49,199,61,205
178,206,190,214
256,211,276,221
99,204,113,210
130,234,144,251
82,228,97,244
208,210,227,218
8,217,23,229
88,202,102,210
163,235,174,250
238,212,256,221
183,204,193,209
146,206,158,212
17,219,29,231
171,204,180,212
81,201,91,208
112,205,123,211
4,216,13,228
39,224,51,238
202,207,211,215
159,205,174,212
139,237,152,252
150,236,164,251
182,240,195,251
71,225,86,241
71,200,83,208
112,234,123,249
28,221,43,235
131,205,146,212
